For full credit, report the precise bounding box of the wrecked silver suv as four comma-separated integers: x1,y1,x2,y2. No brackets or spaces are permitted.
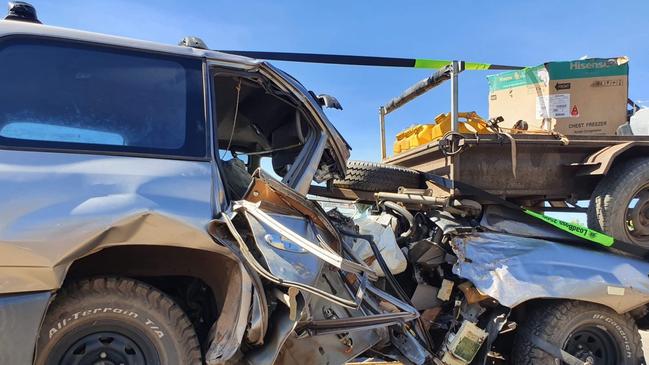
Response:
0,5,414,365
3,3,649,365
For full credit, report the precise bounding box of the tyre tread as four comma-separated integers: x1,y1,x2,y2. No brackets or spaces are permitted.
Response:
588,157,649,246
39,277,202,365
512,300,643,364
333,160,421,192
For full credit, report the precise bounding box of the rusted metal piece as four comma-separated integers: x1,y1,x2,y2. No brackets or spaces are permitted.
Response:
374,191,448,208
287,287,299,321
457,282,490,305
246,170,342,251
578,141,635,175
309,185,376,202
420,307,442,332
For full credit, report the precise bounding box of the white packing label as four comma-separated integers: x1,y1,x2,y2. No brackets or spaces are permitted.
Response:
536,93,571,118
607,286,625,296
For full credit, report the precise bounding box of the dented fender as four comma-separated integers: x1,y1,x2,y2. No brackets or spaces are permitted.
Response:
452,232,649,313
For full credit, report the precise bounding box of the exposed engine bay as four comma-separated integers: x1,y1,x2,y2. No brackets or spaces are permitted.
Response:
322,193,506,365
322,182,649,364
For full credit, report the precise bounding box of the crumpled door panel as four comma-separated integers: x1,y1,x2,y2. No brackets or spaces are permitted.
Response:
211,170,427,365
246,211,323,287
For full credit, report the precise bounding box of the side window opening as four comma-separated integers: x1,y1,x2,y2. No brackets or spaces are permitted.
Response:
0,37,206,158
213,73,313,200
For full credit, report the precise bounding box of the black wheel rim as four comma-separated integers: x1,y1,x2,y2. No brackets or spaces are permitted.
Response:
563,326,620,365
46,322,160,365
624,185,649,244
60,332,147,365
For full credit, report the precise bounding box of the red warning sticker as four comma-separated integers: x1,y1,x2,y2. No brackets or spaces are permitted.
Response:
571,105,579,117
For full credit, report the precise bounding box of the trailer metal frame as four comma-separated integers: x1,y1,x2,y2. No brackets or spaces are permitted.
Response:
378,61,649,213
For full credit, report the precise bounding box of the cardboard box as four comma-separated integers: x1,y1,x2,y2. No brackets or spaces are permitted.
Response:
487,57,629,135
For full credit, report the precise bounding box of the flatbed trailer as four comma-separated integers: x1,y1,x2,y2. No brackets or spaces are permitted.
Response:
384,133,649,205
373,61,649,247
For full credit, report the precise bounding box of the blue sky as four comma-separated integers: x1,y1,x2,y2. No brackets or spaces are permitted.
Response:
27,0,649,224
31,0,649,163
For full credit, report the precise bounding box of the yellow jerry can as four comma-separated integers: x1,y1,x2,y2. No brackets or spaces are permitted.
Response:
393,124,423,154
393,112,490,154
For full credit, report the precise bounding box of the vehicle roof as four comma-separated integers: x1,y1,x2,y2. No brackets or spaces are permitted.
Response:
0,19,261,67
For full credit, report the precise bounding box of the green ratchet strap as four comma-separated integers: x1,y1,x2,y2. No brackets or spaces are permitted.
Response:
218,50,524,71
423,172,649,259
413,59,451,69
523,209,614,247
414,59,498,70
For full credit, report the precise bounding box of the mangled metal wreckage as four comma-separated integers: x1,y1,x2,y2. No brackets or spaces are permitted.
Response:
207,169,649,365
1,8,649,364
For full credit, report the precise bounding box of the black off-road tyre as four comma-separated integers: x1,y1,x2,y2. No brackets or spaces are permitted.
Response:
512,301,644,364
333,160,421,192
35,277,202,365
588,157,649,247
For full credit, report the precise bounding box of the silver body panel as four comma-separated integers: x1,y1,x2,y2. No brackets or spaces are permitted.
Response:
0,149,217,293
453,232,649,313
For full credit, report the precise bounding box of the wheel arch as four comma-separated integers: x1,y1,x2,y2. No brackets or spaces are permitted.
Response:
65,244,240,311
48,244,254,356
510,297,644,321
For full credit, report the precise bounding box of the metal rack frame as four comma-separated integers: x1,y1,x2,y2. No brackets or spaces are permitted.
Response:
379,61,465,160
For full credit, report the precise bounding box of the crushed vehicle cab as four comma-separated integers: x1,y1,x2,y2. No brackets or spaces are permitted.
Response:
2,3,649,365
